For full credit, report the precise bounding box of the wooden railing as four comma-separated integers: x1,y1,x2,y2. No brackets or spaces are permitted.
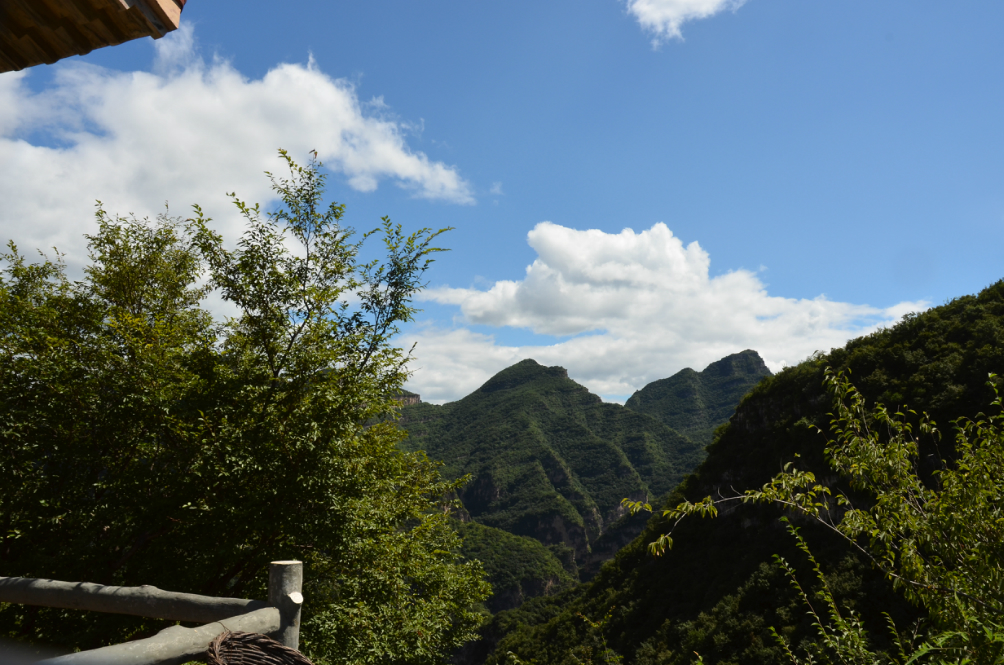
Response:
0,560,303,665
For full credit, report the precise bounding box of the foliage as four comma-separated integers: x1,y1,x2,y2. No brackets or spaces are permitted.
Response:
571,608,626,665
767,522,931,665
487,545,899,665
631,369,1004,663
624,350,772,446
0,151,488,664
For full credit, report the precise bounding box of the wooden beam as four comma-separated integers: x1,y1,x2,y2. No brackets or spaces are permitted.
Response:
0,576,267,624
38,606,281,665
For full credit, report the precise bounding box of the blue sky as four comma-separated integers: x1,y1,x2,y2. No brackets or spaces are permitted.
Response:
2,0,1003,402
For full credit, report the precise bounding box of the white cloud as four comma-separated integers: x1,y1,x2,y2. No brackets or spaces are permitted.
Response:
402,325,525,402
624,0,748,43
0,25,473,272
405,222,927,403
490,181,503,195
152,19,197,75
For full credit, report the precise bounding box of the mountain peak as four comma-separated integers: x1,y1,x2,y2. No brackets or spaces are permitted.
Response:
702,349,770,378
625,350,772,445
479,359,570,394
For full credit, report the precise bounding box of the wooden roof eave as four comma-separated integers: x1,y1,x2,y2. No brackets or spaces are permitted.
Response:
0,0,186,74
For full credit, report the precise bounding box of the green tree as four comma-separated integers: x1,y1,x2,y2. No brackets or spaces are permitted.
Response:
0,151,489,664
627,369,1004,664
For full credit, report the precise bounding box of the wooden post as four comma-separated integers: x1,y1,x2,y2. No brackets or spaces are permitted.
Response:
268,561,303,650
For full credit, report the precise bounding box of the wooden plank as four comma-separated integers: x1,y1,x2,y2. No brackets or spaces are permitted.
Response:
0,577,267,624
138,0,181,34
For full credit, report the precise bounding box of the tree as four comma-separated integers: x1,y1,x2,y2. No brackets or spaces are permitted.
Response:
626,369,1004,664
0,151,489,664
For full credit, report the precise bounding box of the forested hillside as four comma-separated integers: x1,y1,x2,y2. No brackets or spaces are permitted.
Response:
625,349,771,445
477,281,1004,665
457,522,577,614
399,360,705,583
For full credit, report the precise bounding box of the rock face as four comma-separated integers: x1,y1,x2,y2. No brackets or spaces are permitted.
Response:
394,390,421,406
625,349,772,445
399,359,704,577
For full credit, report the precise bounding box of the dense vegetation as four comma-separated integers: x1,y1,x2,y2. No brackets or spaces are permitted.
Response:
640,368,1004,663
624,350,772,445
0,153,488,664
458,522,577,614
477,281,1004,664
399,360,705,581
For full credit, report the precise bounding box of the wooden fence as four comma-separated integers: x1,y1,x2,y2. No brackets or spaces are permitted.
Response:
0,560,303,665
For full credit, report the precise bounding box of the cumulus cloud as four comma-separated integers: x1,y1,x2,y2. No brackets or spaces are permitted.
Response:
624,0,748,43
0,25,473,271
405,222,926,403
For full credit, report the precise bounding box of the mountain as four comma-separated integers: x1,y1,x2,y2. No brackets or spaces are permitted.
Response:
476,282,1004,664
399,360,705,578
624,349,772,445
